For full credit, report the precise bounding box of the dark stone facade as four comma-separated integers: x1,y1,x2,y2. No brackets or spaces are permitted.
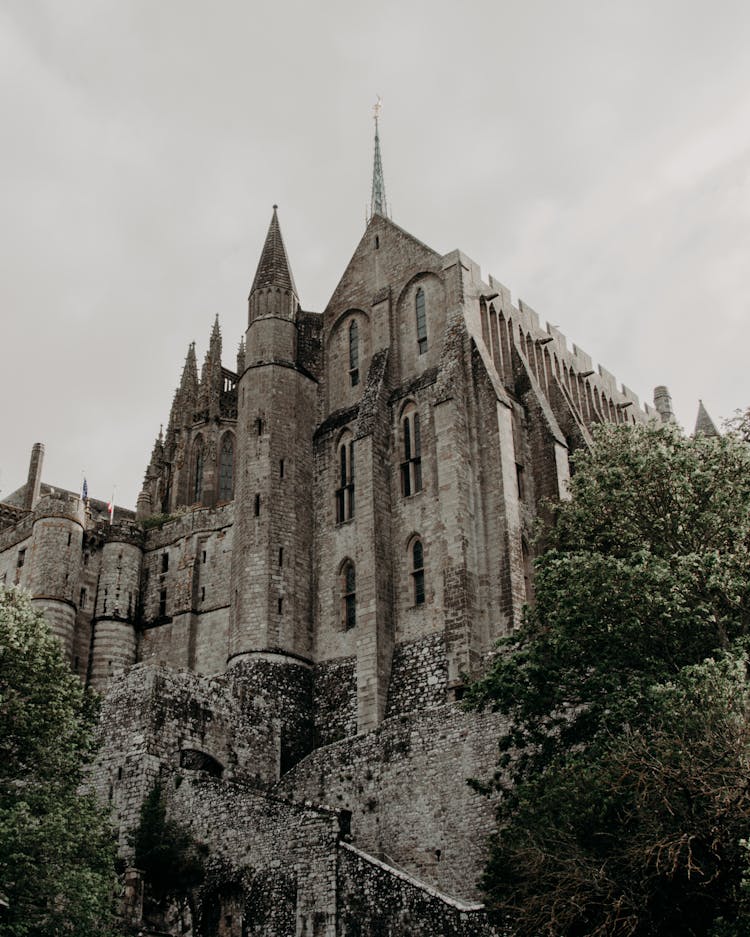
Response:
1,195,669,935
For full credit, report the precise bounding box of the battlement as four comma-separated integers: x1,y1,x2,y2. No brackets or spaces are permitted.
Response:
482,271,655,420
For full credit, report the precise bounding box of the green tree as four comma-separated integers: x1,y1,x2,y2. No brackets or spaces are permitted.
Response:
468,422,750,937
0,587,118,936
130,781,204,910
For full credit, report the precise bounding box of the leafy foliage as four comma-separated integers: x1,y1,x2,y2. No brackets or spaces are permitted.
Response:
467,422,750,936
0,587,118,936
130,781,204,906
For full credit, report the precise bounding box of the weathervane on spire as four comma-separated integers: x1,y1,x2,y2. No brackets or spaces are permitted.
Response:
369,95,388,222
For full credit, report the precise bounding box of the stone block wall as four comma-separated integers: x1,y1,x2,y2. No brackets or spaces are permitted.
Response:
169,777,342,937
139,505,234,674
385,633,447,717
277,703,505,901
92,663,280,845
313,656,357,746
337,843,496,937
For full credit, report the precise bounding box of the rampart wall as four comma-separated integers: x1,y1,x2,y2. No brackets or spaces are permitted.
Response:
277,702,505,902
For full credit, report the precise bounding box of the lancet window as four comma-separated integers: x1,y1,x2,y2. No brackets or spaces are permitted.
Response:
192,437,204,504
412,538,425,606
335,433,355,523
218,433,235,501
400,405,423,497
341,560,356,630
349,319,359,387
416,287,428,354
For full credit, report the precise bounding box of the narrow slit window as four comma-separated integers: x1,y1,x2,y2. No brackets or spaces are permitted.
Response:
279,459,285,478
415,288,427,354
159,588,167,618
192,440,204,504
516,463,525,500
412,539,425,605
341,561,356,630
254,494,261,517
349,319,359,387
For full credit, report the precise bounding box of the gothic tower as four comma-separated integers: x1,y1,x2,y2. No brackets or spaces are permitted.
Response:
228,207,317,667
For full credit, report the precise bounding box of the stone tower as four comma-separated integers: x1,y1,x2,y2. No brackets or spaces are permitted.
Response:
229,206,317,665
227,206,319,772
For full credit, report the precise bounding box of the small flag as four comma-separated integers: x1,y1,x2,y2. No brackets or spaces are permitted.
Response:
107,488,115,525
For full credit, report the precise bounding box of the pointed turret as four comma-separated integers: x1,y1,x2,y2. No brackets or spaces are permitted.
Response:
248,206,299,324
369,96,388,220
197,318,223,418
236,336,246,375
150,426,164,469
694,399,720,437
177,342,199,425
210,313,221,349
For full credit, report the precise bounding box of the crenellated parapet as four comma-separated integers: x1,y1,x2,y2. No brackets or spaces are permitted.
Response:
463,268,659,436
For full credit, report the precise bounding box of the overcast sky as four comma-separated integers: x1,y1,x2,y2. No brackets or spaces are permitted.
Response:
1,0,748,507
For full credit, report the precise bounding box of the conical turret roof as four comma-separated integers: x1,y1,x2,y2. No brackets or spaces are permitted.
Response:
694,399,720,436
249,206,297,297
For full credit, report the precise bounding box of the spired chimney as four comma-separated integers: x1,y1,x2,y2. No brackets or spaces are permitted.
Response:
653,386,675,424
24,443,45,511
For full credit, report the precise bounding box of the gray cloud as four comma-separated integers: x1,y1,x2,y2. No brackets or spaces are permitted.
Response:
2,0,749,505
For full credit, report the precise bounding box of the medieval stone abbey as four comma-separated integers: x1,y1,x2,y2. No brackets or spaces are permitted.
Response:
0,125,692,934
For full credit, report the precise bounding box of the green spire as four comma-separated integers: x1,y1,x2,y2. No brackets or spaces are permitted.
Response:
370,97,388,219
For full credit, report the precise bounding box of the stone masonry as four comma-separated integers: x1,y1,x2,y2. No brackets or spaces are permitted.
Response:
0,135,694,934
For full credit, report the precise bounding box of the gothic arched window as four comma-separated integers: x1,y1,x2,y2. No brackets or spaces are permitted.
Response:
349,319,359,387
218,433,235,502
400,404,423,497
341,560,356,630
335,433,355,523
192,438,204,505
412,538,425,606
415,287,428,355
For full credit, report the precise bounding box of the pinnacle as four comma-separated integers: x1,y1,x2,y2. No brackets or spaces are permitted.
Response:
370,102,388,219
249,206,298,297
694,399,720,437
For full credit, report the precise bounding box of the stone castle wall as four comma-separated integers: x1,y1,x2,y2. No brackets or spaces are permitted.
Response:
277,703,505,902
337,843,496,937
139,505,234,674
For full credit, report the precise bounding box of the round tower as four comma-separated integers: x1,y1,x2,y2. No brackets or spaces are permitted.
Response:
227,206,318,772
654,385,675,424
89,528,144,691
27,493,86,663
